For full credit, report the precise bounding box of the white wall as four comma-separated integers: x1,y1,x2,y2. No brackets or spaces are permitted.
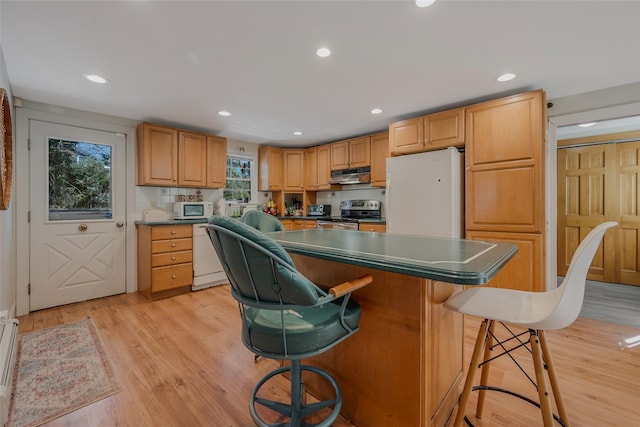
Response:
0,44,16,317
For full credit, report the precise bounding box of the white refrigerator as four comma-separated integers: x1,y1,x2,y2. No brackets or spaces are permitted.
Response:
385,147,464,238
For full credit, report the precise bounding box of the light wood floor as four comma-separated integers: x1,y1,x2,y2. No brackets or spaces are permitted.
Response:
16,285,640,426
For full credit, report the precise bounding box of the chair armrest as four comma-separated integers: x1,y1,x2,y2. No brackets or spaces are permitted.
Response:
329,274,373,298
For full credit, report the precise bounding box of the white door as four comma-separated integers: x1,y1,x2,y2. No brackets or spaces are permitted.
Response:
29,120,126,310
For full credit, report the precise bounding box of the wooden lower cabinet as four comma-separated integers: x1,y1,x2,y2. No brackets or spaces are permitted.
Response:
466,230,544,292
280,219,317,230
137,224,193,299
291,255,463,427
358,223,386,232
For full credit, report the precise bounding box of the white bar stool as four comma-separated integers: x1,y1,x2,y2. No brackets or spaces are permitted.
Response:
444,221,617,427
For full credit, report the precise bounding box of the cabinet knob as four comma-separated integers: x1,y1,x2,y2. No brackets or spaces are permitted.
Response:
171,243,176,247
172,275,176,279
171,256,176,260
171,230,177,234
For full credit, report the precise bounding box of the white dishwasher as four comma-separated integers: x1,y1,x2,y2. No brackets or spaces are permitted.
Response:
192,223,227,290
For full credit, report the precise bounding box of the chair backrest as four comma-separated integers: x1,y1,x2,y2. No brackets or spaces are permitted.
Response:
241,210,284,232
206,215,320,307
544,221,617,330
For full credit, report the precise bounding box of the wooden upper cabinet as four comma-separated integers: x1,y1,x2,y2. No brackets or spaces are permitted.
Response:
349,136,371,168
330,137,371,170
389,116,424,156
178,131,207,187
284,149,304,191
206,136,227,188
137,122,178,186
317,145,335,190
304,147,319,190
389,107,465,156
465,90,545,233
330,140,350,170
137,122,227,188
258,146,284,191
370,132,389,187
425,108,465,150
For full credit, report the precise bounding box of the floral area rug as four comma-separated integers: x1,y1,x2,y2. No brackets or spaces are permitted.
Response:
7,317,121,427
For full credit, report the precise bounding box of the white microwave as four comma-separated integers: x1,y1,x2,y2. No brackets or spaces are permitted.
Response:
173,201,214,219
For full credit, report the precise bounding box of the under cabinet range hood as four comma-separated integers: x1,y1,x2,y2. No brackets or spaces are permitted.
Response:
328,166,371,185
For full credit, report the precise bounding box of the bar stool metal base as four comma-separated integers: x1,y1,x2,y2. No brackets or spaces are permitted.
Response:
250,359,342,427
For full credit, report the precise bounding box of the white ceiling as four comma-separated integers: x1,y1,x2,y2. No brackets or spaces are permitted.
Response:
2,0,639,147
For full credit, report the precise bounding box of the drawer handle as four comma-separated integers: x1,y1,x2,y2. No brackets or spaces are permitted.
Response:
171,243,176,247
172,275,176,279
171,256,176,260
171,230,177,235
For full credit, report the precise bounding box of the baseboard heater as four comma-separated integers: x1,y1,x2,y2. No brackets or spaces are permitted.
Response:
0,319,19,426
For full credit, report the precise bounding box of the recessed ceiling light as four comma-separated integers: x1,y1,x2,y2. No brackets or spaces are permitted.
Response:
415,0,436,7
218,110,232,117
497,73,516,82
293,131,304,136
83,74,108,84
316,47,331,58
578,122,597,128
370,108,383,115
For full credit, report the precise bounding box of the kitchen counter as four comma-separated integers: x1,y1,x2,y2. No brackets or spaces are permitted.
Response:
268,228,515,284
134,218,208,226
265,228,517,427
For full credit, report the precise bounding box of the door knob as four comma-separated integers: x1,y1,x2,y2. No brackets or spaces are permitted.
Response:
78,224,88,232
116,221,124,228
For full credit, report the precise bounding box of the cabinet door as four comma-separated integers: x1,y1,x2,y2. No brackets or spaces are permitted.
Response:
370,132,389,187
137,122,178,186
206,136,227,188
178,131,207,187
330,140,350,170
349,136,371,168
425,108,465,149
259,146,283,191
466,230,544,292
465,90,545,233
284,149,304,191
304,147,318,190
389,116,424,156
358,223,386,232
317,145,334,190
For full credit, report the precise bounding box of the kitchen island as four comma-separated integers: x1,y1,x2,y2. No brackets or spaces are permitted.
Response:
267,229,517,427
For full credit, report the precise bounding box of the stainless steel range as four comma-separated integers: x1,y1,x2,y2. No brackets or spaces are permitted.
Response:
317,200,381,230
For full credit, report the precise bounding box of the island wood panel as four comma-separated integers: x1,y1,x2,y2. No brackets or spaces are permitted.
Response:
290,254,462,427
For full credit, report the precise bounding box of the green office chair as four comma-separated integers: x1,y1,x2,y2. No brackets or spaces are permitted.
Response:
206,215,372,427
241,210,285,232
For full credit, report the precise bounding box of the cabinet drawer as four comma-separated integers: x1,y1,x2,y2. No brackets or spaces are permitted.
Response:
359,223,386,233
152,238,192,254
152,250,192,267
151,225,192,240
151,263,193,292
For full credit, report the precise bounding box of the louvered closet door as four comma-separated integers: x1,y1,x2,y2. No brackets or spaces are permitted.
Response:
557,141,640,285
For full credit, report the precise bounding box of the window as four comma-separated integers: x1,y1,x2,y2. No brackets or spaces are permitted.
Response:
48,138,113,220
223,156,253,202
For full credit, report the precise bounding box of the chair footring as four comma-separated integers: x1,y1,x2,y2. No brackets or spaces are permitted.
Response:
250,362,342,427
461,386,568,427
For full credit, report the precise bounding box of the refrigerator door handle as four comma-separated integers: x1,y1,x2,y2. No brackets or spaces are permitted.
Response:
385,173,391,231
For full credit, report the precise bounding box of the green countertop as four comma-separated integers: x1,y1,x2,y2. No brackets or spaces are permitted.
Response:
268,229,517,285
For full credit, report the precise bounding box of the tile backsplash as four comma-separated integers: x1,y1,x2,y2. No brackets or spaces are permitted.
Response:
135,186,223,219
